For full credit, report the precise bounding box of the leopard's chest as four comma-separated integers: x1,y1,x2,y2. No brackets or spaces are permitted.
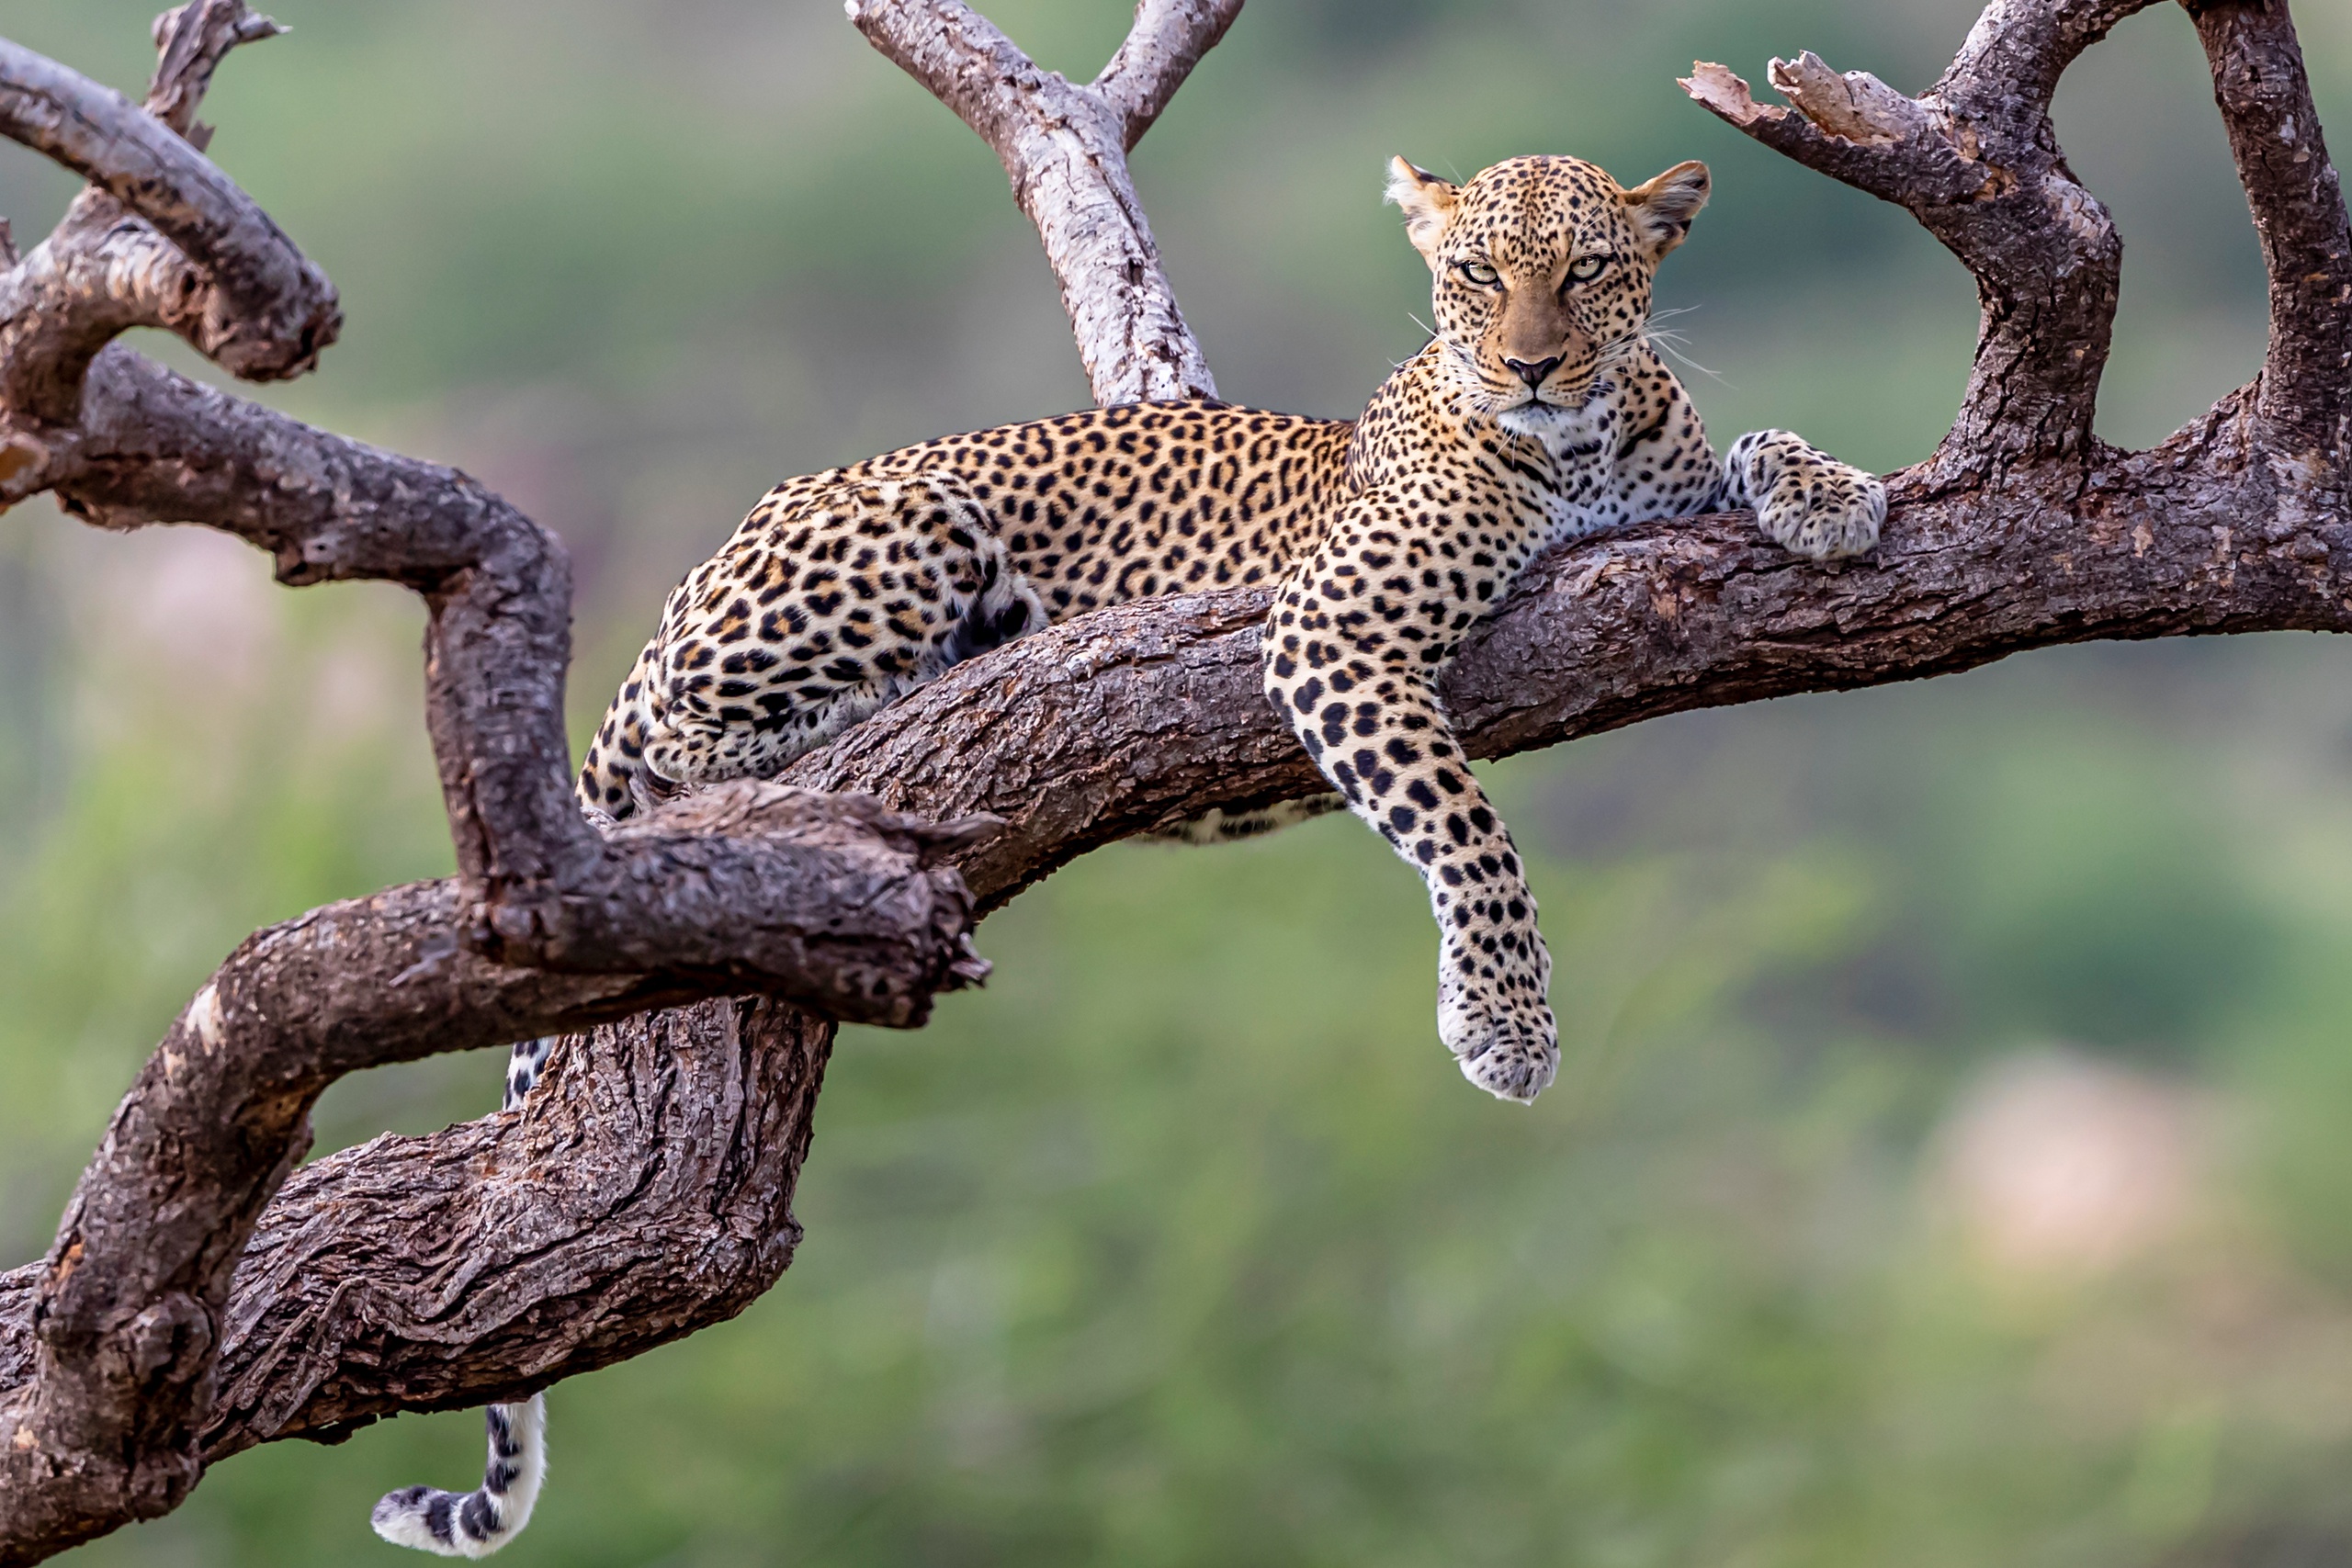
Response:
1490,398,1645,546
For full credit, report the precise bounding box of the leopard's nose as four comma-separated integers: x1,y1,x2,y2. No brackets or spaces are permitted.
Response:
1503,355,1562,389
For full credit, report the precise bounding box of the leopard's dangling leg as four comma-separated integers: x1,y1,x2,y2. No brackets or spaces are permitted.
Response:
368,1038,557,1558
1262,498,1558,1101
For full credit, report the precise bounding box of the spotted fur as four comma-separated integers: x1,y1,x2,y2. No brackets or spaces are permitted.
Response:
568,152,1881,1100
368,152,1883,1555
368,1037,552,1557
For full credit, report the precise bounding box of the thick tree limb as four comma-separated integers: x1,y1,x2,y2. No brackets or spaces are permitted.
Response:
0,987,836,1466
4,0,2351,1560
0,784,981,1562
0,13,989,1560
845,0,1228,402
776,397,2339,905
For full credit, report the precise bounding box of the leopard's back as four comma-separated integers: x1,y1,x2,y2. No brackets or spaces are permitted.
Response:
863,400,1354,619
575,400,1354,819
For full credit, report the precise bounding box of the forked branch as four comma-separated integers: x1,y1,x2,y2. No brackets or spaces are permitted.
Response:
846,0,1236,401
0,6,989,1560
3,0,2350,1561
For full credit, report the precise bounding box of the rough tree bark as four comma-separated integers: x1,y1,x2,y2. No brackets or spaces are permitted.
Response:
0,0,2346,1560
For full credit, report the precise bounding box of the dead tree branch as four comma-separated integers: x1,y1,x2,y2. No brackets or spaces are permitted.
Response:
2188,0,2352,456
846,0,1236,401
2,0,2349,1560
0,7,989,1559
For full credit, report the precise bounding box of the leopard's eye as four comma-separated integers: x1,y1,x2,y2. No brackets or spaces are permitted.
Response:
1566,254,1610,285
1456,259,1500,288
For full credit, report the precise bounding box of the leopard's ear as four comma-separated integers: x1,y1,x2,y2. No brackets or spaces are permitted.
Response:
1623,160,1711,258
1385,156,1459,269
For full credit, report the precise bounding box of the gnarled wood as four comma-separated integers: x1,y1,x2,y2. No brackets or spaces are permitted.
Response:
4,0,2350,1559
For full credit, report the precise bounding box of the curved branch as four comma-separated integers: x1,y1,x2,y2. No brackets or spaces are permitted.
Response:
1686,0,2165,481
40,346,993,999
1939,0,2163,135
845,0,1227,402
199,998,835,1461
2188,0,2352,455
0,24,337,414
0,999,837,1472
0,784,981,1562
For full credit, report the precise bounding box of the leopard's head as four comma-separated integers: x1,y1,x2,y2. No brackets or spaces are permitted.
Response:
1386,153,1708,434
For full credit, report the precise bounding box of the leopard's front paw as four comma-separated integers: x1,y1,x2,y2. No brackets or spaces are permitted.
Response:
1757,459,1884,561
1438,973,1559,1104
1726,429,1885,561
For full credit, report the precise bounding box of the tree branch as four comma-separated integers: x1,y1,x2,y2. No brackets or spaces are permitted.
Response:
4,0,2350,1559
1685,0,2168,482
0,15,336,425
27,349,987,997
0,784,982,1562
844,0,1233,402
1092,0,1244,152
2188,0,2352,457
0,14,989,1558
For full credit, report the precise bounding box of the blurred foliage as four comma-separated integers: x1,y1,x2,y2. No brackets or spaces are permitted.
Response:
6,0,2352,1564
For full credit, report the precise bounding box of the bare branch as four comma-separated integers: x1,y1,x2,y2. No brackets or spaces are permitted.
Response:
1093,0,1244,152
0,782,982,1562
844,0,1227,402
145,0,288,145
0,998,836,1506
199,998,835,1460
2188,0,2352,457
1678,59,1989,209
34,347,992,1002
1686,0,2173,481
0,30,337,415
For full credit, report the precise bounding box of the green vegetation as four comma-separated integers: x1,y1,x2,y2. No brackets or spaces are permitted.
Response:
6,1,2352,1562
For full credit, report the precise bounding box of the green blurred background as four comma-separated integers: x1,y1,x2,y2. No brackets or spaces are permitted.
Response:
5,1,2352,1562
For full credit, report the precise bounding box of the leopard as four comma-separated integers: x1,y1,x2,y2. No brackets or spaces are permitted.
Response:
370,151,1883,1557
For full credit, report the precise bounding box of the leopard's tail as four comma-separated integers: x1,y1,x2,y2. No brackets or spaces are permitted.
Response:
369,1396,546,1559
369,1039,558,1558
